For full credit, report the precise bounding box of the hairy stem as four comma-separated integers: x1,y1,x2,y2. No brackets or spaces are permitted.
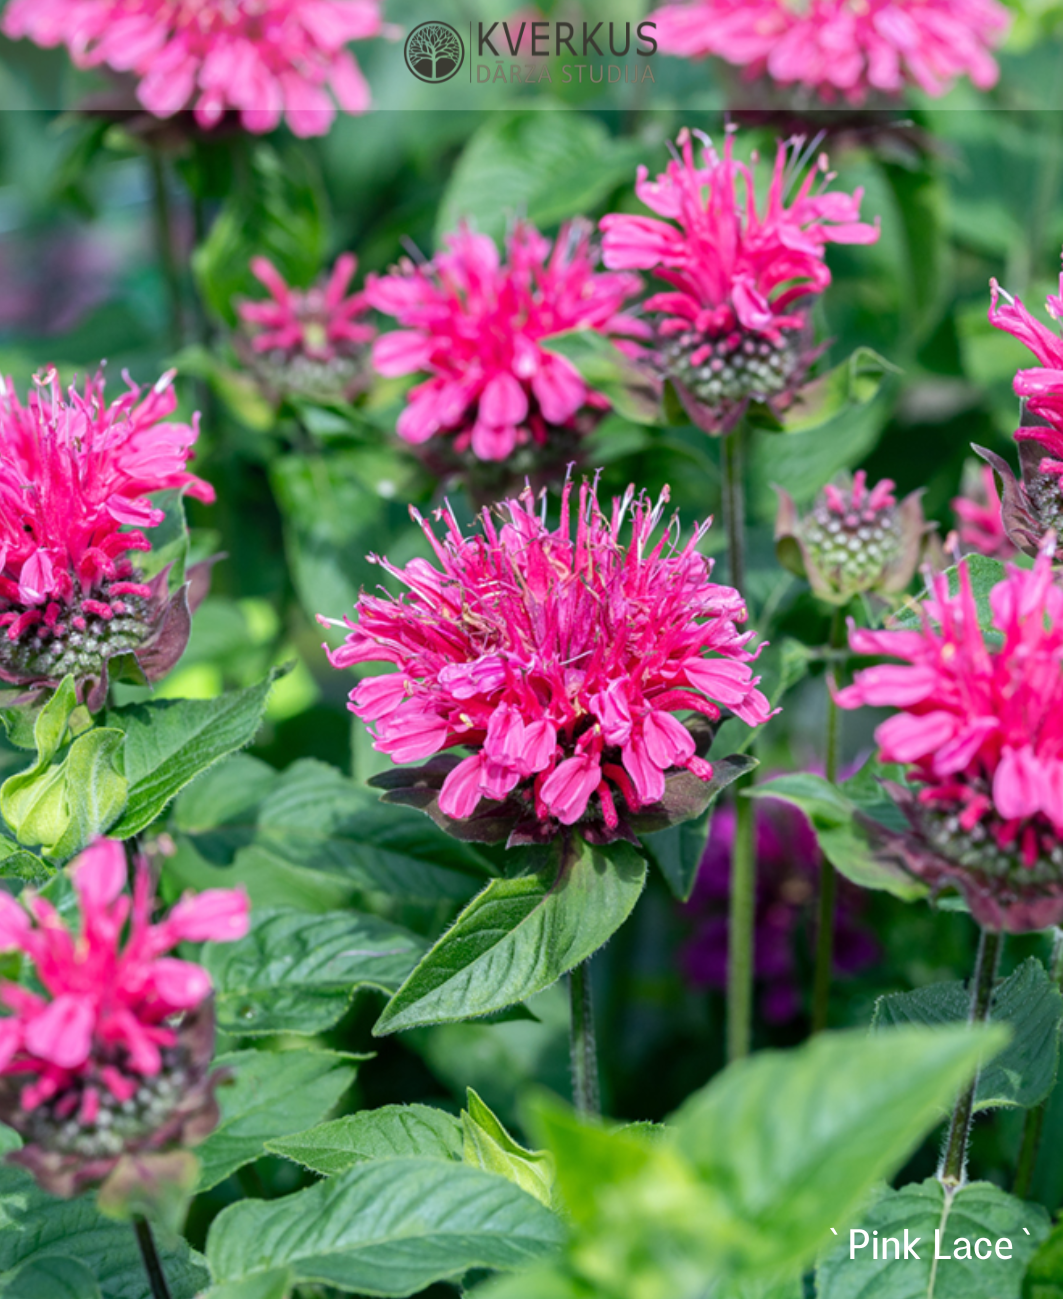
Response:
722,423,747,594
939,928,1004,1188
569,960,601,1117
811,606,846,1033
727,775,756,1062
1013,927,1063,1198
134,1216,173,1299
149,152,185,354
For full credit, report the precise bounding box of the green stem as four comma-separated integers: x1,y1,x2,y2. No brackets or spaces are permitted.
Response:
722,423,747,594
148,152,184,353
811,606,846,1034
133,1216,172,1299
939,927,1004,1188
727,775,756,1062
1013,926,1063,1199
568,960,600,1116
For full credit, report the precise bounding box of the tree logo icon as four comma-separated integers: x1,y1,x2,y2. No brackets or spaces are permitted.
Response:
404,21,465,82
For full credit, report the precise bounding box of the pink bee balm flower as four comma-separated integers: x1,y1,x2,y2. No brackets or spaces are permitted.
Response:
835,550,1063,932
599,128,880,434
320,478,773,841
650,0,1009,104
365,220,647,466
237,254,376,401
0,838,249,1196
951,461,1015,560
1,0,384,137
0,368,214,710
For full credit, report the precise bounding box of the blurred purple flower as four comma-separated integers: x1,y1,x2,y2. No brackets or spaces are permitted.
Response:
681,795,878,1022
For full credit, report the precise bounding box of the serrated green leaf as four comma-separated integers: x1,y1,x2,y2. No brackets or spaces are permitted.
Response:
5,1256,103,1299
374,838,647,1034
106,675,275,838
668,1025,1006,1275
816,1178,1049,1299
195,1049,359,1193
463,1088,556,1209
891,554,1006,634
267,1104,464,1177
202,907,428,1036
872,958,1063,1110
0,1159,207,1299
205,1158,565,1295
236,758,492,906
750,773,928,901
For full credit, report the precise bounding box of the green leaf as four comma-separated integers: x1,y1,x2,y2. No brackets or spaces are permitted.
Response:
236,758,491,906
107,675,275,838
750,773,928,901
267,1104,464,1177
374,838,647,1034
172,753,280,866
463,1088,556,1209
539,330,659,425
202,907,428,1036
0,838,50,884
195,1049,359,1193
668,1024,1007,1275
5,1257,102,1299
200,1272,294,1299
192,142,326,327
872,958,1063,1110
0,1160,207,1298
0,684,128,859
755,347,901,437
1025,1218,1063,1299
892,555,1007,635
816,1178,1049,1299
434,112,644,244
205,1158,565,1295
640,808,712,903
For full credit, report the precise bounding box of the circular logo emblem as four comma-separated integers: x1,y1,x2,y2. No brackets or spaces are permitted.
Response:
404,21,465,83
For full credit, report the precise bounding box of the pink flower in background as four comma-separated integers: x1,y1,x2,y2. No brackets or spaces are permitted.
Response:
237,254,376,400
836,550,1063,931
951,462,1015,560
683,798,876,1022
365,221,646,463
1,0,385,136
600,128,879,433
0,368,214,708
0,839,248,1194
321,478,773,839
650,0,1009,103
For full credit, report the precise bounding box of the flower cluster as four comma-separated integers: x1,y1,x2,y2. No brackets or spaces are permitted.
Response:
974,275,1063,555
0,839,248,1195
650,0,1009,104
1,0,384,136
836,551,1063,932
682,796,876,1021
951,461,1015,560
0,369,213,710
321,479,773,841
365,221,646,469
237,254,376,402
775,469,928,605
600,128,879,434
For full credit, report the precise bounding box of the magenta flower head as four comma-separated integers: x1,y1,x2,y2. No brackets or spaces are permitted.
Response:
320,478,773,845
775,469,929,605
365,220,647,476
650,0,1009,104
1,0,384,137
973,273,1063,556
951,461,1016,561
0,368,214,711
0,837,249,1197
599,128,880,435
237,254,376,402
835,550,1063,933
